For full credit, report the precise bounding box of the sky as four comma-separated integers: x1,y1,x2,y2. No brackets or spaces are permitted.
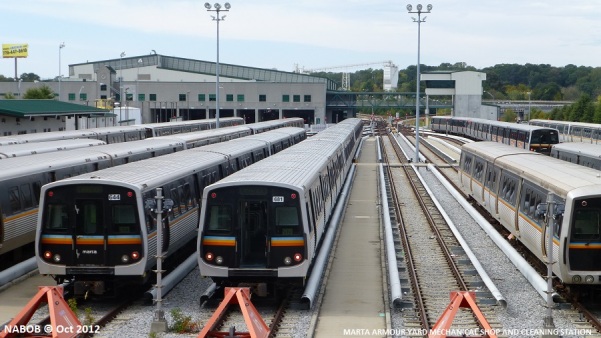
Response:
2,0,601,80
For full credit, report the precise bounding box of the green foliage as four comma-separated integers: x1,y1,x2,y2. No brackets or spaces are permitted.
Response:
501,109,517,122
3,92,16,99
23,85,55,99
83,307,95,326
168,308,198,333
68,298,79,317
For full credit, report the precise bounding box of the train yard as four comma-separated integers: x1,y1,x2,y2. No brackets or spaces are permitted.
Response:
4,118,601,337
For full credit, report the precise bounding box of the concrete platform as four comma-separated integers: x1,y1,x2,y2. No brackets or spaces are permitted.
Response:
314,137,387,337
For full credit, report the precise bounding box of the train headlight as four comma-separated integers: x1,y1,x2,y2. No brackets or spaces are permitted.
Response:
284,257,292,265
131,251,140,260
121,255,129,263
53,254,61,263
205,252,214,262
585,275,595,284
44,251,52,260
572,275,582,283
215,256,224,265
293,253,303,262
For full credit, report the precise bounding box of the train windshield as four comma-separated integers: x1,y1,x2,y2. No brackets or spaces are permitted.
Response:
530,129,559,144
568,198,601,271
204,186,302,236
41,185,140,235
571,209,600,240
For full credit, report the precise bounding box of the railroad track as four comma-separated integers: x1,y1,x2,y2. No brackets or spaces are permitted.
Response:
199,286,304,337
381,132,502,336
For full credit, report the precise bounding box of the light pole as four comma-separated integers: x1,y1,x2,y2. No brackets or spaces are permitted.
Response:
58,42,65,101
137,58,142,102
187,91,190,121
407,3,432,163
527,91,531,122
119,52,125,124
205,2,231,128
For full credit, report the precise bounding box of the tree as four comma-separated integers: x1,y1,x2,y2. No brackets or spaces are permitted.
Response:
501,109,517,122
23,85,55,99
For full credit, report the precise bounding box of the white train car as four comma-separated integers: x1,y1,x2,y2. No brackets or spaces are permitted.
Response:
198,119,362,289
550,142,601,170
460,141,601,285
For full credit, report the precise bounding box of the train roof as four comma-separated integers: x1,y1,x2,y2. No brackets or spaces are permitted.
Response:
434,116,557,132
552,142,601,158
138,117,242,129
40,127,305,192
462,142,601,195
207,119,362,190
148,125,251,142
0,138,106,158
530,119,601,129
0,138,184,180
246,118,304,131
460,141,538,162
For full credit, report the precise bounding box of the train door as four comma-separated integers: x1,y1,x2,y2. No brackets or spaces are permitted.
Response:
239,200,268,267
73,199,106,265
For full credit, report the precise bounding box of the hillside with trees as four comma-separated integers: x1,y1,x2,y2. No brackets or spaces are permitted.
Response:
310,62,601,122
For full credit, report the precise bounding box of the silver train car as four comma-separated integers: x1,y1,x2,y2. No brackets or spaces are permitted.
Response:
0,120,300,257
0,117,243,145
198,119,362,290
430,116,560,153
550,142,601,170
0,138,106,159
530,119,601,143
460,141,601,285
0,139,185,257
35,127,306,296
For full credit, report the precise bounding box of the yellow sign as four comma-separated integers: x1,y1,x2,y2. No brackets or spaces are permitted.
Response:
2,44,28,58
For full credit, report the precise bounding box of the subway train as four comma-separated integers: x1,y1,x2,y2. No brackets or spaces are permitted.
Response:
0,119,302,258
0,138,106,159
529,119,601,143
550,142,601,170
197,118,363,292
430,116,560,153
0,117,243,145
459,141,601,285
35,127,307,296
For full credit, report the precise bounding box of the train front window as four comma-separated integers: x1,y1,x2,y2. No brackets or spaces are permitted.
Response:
207,205,233,232
275,206,300,235
44,204,69,232
76,201,103,235
112,205,137,234
532,130,559,144
572,209,600,240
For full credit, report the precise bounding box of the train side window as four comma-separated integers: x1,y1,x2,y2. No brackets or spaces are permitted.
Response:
8,186,21,214
20,184,34,209
32,181,42,204
207,205,232,232
112,205,136,234
170,188,181,216
45,204,69,231
275,206,300,235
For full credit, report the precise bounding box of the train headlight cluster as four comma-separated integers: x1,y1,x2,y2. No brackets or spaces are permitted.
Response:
572,275,582,283
43,251,61,263
284,253,303,265
585,275,595,283
204,252,223,265
122,251,141,263
121,255,129,263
